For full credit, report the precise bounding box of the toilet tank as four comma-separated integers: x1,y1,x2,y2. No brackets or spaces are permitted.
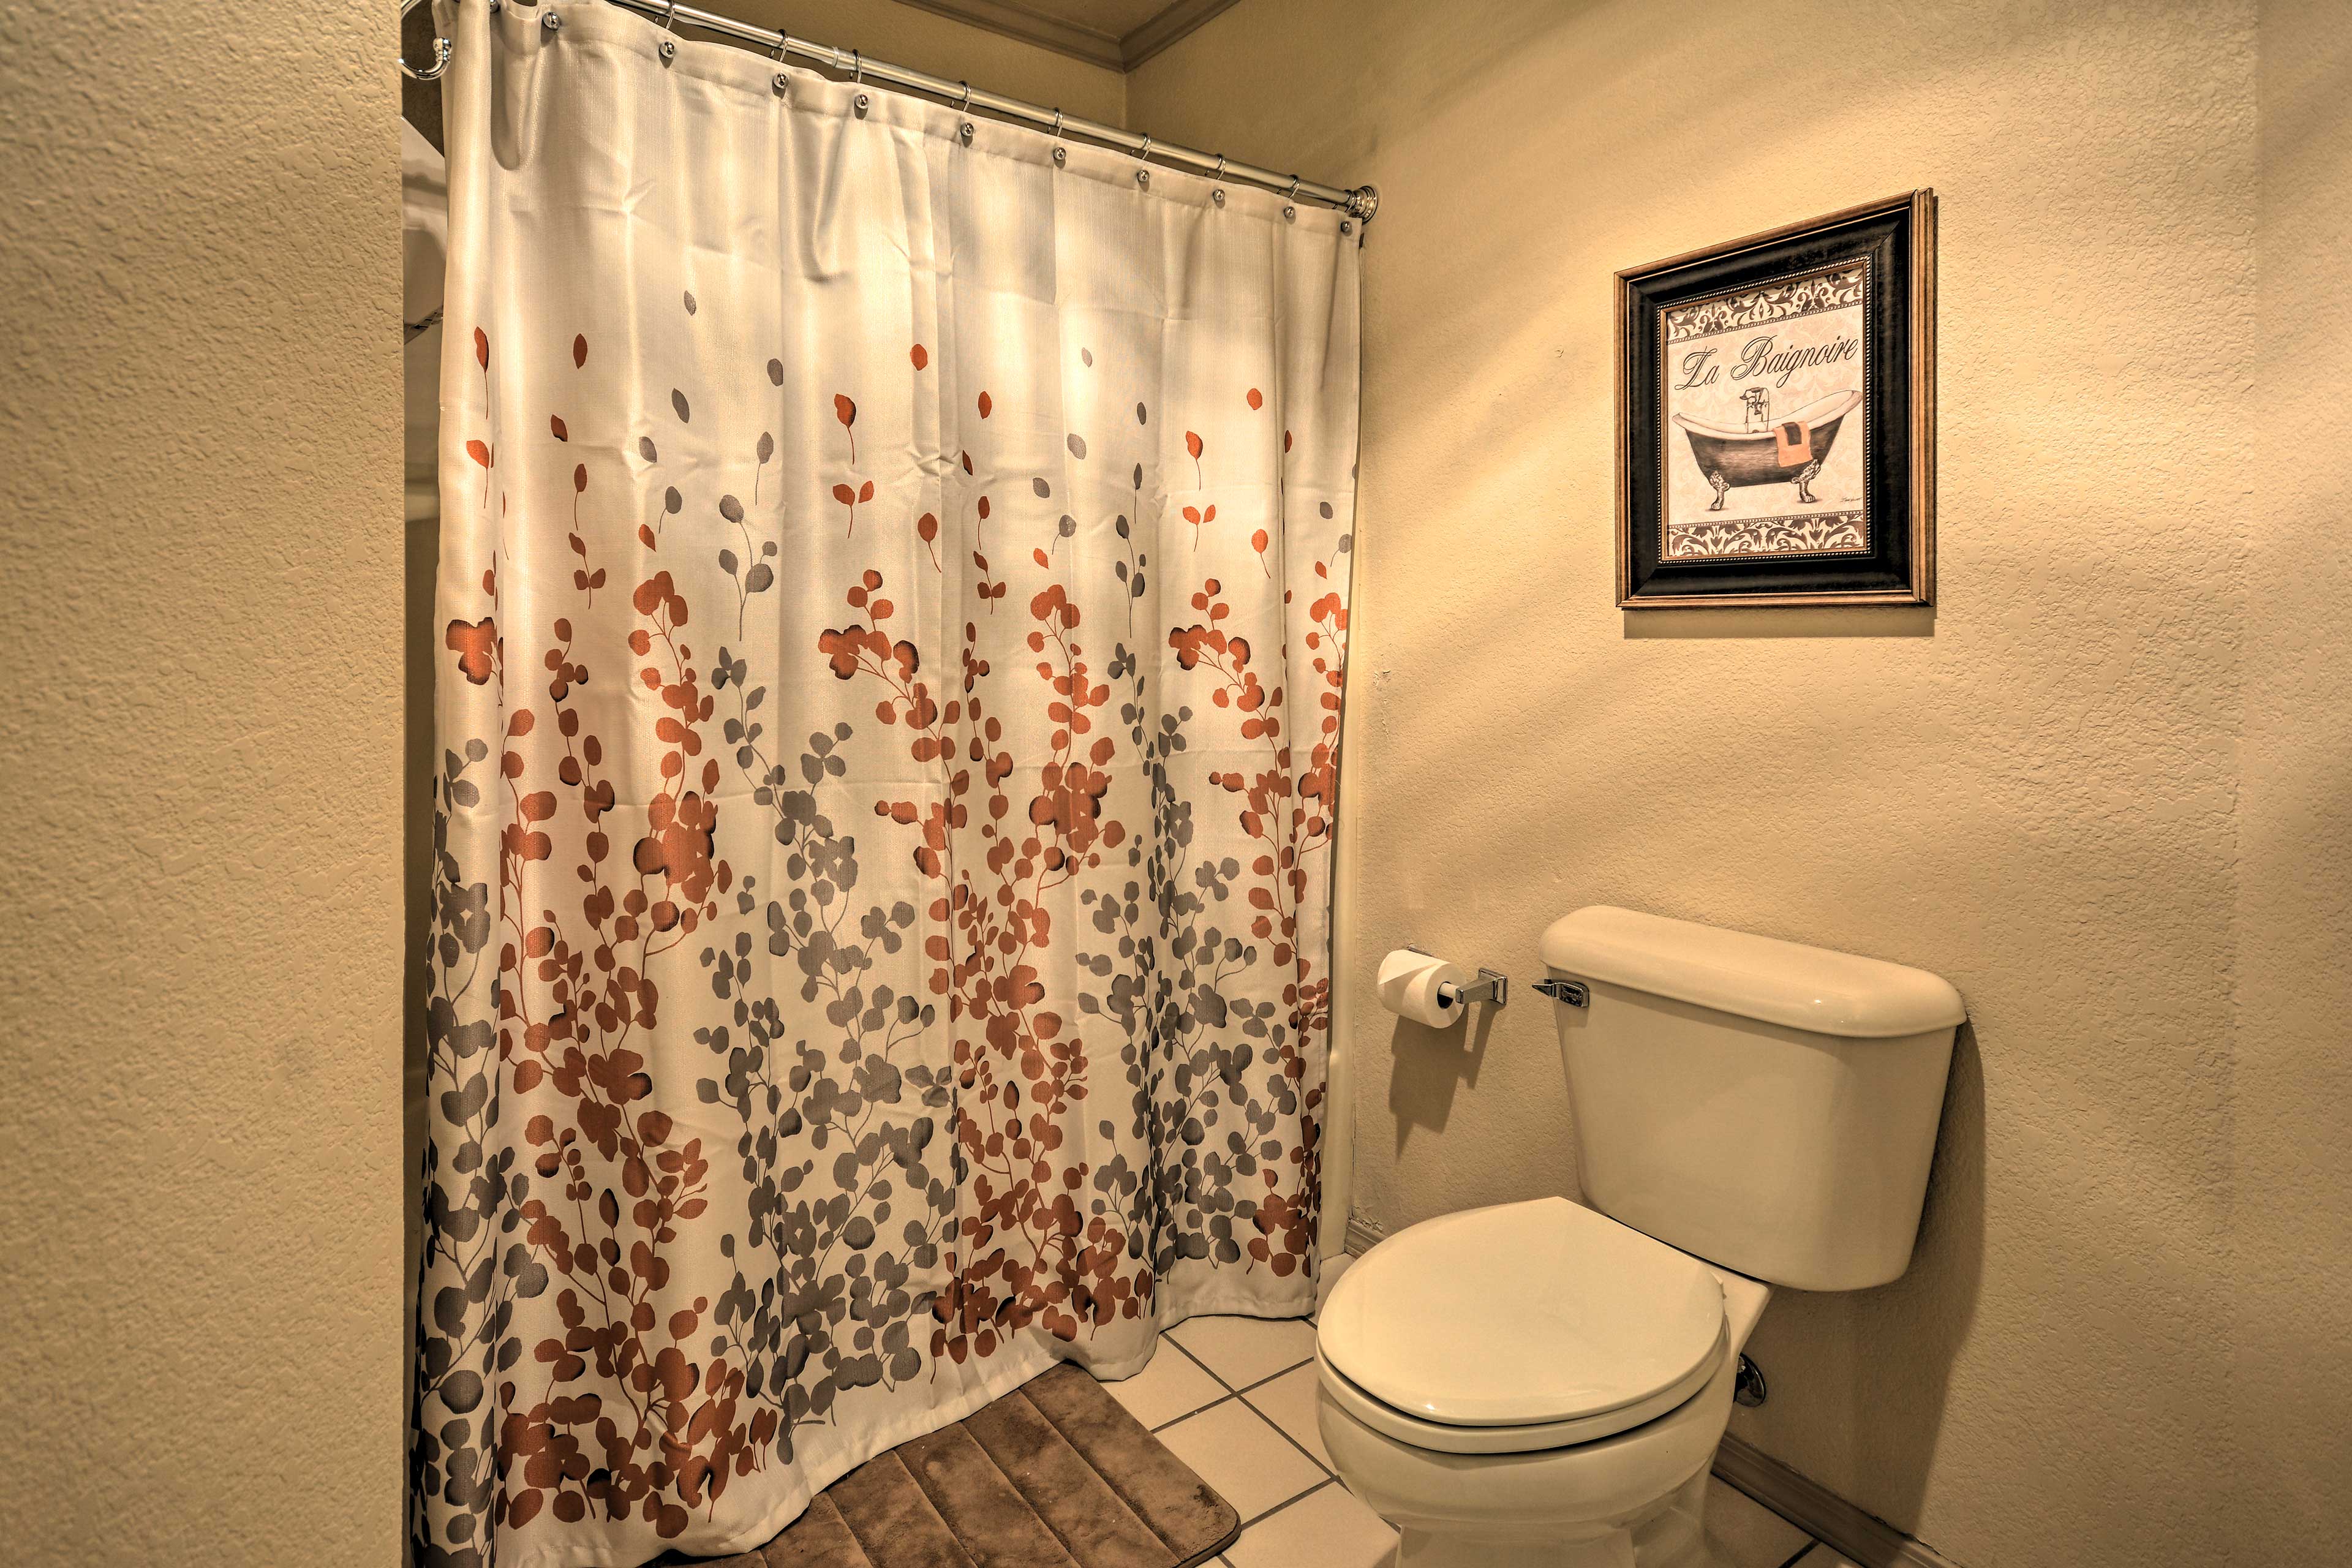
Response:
1540,907,1966,1292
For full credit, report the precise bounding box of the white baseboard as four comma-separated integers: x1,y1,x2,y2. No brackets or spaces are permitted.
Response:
1343,1213,1385,1256
1712,1433,1967,1568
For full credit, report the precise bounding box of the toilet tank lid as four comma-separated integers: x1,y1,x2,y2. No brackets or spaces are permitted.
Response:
1540,906,1966,1039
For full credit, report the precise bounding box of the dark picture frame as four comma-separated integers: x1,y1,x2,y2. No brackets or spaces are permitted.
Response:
1616,191,1936,608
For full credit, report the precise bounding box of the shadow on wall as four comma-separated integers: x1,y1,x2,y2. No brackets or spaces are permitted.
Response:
402,75,445,1362
1623,605,1936,639
403,483,439,1349
1855,1020,1983,1528
397,61,442,1401
1386,1003,1501,1156
1736,1019,1986,1536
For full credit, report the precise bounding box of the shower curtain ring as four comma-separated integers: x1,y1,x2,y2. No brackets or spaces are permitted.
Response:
773,31,790,61
957,81,973,112
1213,154,1227,179
400,34,451,80
850,50,864,83
398,0,450,80
659,0,678,28
1137,135,1153,161
1050,108,1063,137
1288,174,1303,199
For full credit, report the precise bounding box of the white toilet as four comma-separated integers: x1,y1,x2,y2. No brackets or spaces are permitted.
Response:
1317,906,1966,1567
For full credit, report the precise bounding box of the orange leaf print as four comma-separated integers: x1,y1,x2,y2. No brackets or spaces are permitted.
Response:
444,617,496,684
465,439,490,468
472,326,488,371
832,483,856,505
550,415,568,442
978,390,993,418
1246,388,1263,410
911,344,929,369
571,333,587,368
1185,430,1204,460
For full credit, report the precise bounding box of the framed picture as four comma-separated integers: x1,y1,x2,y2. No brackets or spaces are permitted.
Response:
1616,190,1936,608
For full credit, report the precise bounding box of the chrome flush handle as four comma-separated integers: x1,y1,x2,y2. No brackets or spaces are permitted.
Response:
1532,978,1588,1007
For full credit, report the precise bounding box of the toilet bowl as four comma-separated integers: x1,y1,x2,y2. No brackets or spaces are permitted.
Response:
1317,907,1966,1566
1315,1198,1770,1568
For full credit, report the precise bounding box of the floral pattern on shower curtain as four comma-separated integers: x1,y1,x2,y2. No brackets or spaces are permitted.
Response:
412,6,1359,1565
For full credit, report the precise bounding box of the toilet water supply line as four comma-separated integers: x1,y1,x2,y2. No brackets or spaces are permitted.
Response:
399,0,1381,225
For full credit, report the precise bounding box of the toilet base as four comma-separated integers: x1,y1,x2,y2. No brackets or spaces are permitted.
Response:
1387,1466,1711,1568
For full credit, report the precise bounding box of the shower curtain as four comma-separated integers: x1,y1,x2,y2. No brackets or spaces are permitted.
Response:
413,4,1359,1564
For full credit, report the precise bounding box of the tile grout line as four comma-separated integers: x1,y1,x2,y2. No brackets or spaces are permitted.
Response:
1148,1334,1338,1524
1152,1390,1241,1431
1166,1335,1236,1392
1235,1380,1335,1479
1166,1332,1317,1401
1237,1474,1337,1530
1148,1349,1327,1469
1148,1374,1334,1483
1153,1325,1412,1550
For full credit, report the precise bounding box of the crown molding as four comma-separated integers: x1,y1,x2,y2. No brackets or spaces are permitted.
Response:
891,0,1242,73
1116,0,1240,68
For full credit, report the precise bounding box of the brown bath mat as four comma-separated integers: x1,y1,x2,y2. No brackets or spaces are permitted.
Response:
668,1363,1240,1568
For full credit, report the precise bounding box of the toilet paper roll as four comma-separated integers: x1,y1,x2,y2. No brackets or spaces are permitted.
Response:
1377,948,1468,1028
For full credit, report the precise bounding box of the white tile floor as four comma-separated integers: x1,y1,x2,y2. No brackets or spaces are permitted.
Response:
1105,1251,1842,1568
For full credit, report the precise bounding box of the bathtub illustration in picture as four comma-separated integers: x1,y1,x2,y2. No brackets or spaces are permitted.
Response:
1653,258,1873,563
1673,388,1861,510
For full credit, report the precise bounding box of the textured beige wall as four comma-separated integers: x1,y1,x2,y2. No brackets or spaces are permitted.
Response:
2241,1,2352,1561
1,3,407,1565
1131,3,2313,1565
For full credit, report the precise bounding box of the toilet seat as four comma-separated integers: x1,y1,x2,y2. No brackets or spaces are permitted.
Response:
1316,1197,1728,1455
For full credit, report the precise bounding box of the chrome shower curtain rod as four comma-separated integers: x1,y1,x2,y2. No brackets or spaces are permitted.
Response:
402,0,1379,225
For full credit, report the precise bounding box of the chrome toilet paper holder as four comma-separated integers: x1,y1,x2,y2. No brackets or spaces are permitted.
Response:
1406,945,1507,1008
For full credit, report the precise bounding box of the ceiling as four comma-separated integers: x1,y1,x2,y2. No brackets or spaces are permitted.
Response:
891,0,1242,71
